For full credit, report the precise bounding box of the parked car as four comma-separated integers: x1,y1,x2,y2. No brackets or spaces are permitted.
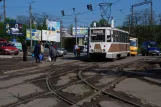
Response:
43,44,67,57
141,41,160,56
57,48,67,56
0,43,19,55
0,38,7,44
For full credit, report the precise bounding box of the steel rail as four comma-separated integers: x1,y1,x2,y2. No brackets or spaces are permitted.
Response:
0,61,85,90
46,62,99,106
76,66,143,107
120,63,161,86
5,61,83,107
1,60,80,80
5,66,82,107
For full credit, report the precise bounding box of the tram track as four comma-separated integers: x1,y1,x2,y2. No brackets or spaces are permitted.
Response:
46,62,99,106
0,60,80,80
1,62,97,107
74,59,157,107
2,57,159,107
75,67,143,107
0,61,85,90
46,60,146,107
120,60,161,87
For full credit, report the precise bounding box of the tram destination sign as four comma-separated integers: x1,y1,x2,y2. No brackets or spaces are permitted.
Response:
92,29,104,34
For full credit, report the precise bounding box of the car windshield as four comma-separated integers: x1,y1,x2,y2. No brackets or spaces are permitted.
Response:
57,48,65,50
148,44,158,47
148,42,158,47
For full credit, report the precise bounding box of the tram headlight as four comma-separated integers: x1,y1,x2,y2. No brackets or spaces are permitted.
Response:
91,49,94,52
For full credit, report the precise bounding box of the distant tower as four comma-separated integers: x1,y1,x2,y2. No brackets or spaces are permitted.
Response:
93,22,96,27
111,17,114,28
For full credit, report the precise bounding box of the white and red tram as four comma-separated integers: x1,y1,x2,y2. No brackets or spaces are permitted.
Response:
89,27,130,59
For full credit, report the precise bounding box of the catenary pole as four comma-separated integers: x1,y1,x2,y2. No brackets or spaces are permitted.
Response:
29,1,35,49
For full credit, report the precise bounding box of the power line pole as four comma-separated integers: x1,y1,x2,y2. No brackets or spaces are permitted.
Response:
29,1,35,49
60,20,63,48
3,0,6,21
130,0,152,35
73,8,77,45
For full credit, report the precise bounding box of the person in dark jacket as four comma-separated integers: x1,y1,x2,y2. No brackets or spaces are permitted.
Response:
22,41,28,61
49,45,57,62
34,41,41,63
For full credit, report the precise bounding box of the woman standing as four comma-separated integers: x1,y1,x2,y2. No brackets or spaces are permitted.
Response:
49,45,57,62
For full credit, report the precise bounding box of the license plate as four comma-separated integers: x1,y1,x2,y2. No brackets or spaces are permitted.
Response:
10,51,15,53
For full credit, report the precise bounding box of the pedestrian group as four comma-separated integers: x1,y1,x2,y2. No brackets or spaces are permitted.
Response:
22,41,57,63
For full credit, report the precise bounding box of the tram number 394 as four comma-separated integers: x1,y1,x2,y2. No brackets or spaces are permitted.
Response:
94,49,102,52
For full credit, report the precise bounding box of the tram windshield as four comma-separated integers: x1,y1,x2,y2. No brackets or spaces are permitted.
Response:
91,29,105,42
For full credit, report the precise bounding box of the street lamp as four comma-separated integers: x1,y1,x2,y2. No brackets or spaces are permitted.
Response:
29,1,35,50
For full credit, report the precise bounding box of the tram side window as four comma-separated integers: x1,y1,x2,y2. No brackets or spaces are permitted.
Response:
107,35,111,42
126,34,129,43
123,32,126,43
120,32,123,42
106,30,111,42
121,32,128,43
113,30,118,42
118,31,121,42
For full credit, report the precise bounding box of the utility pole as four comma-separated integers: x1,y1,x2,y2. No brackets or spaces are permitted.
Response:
60,20,63,48
73,8,77,45
130,0,152,36
150,0,153,25
29,1,35,50
3,0,6,21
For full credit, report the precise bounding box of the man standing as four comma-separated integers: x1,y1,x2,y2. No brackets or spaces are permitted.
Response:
22,41,28,61
34,41,41,63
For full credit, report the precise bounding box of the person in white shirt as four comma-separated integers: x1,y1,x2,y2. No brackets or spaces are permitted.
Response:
74,44,79,56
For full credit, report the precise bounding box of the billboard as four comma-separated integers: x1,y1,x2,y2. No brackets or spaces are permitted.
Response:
72,27,88,38
26,29,41,41
5,23,23,36
43,20,60,42
42,30,60,42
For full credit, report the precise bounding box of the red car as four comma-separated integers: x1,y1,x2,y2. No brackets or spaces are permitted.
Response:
0,38,7,43
0,43,19,55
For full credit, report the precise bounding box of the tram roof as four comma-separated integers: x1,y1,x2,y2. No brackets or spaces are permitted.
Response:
90,27,129,33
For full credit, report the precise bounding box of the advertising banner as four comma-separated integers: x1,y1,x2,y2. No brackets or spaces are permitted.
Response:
72,27,88,38
42,30,60,42
5,23,23,36
26,29,41,41
44,20,60,42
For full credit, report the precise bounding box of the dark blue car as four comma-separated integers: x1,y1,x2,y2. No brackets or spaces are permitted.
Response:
141,41,160,56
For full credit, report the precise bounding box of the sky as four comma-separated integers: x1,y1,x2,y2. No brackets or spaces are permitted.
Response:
1,0,161,27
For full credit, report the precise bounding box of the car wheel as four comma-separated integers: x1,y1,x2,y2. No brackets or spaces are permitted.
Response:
141,53,145,56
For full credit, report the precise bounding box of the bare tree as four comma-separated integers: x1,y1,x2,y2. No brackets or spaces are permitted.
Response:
158,14,161,25
16,15,29,24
